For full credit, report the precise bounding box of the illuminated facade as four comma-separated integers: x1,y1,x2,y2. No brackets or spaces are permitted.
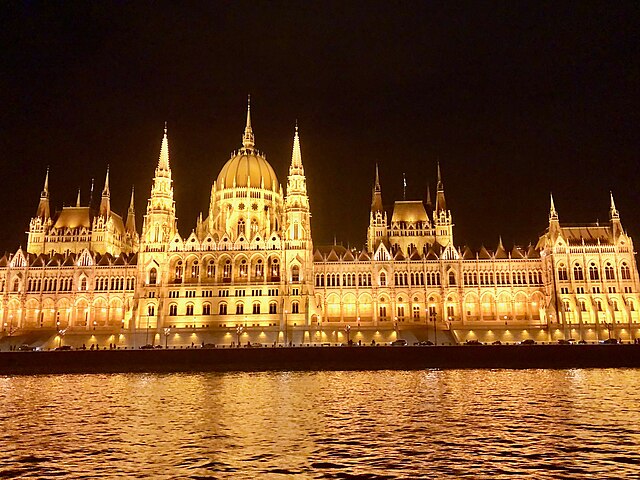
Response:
1,101,639,344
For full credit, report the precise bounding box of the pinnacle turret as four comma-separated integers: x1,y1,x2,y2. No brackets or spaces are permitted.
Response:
290,122,303,173
242,95,255,150
435,162,447,213
609,191,619,219
99,166,111,217
549,193,558,221
157,122,170,173
36,168,50,219
371,164,384,213
126,186,136,234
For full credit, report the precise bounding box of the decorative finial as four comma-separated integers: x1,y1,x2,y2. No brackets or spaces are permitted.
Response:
76,188,81,207
164,121,167,136
242,94,255,149
549,192,558,221
402,173,407,200
610,191,619,219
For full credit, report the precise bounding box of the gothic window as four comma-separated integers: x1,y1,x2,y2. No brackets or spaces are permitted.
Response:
252,303,260,314
239,259,248,278
563,300,571,312
148,305,155,317
80,278,87,291
612,300,618,311
236,303,244,315
292,301,299,314
596,300,603,312
169,304,178,316
604,263,615,280
412,305,420,319
574,264,584,281
379,272,386,286
629,300,635,312
397,305,405,319
255,260,264,278
589,264,599,281
175,261,183,281
621,263,631,280
448,271,456,286
558,264,568,281
579,300,587,312
269,302,277,314
237,218,245,238
202,303,211,315
270,259,280,281
191,261,200,279
379,305,387,319
250,218,259,236
447,305,454,319
292,265,300,282
219,303,227,315
186,304,194,316
223,260,232,282
149,268,157,285
207,261,215,278
13,278,19,292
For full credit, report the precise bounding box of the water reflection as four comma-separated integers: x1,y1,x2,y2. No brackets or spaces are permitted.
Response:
1,369,639,478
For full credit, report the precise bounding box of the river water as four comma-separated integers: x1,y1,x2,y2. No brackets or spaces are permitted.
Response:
1,369,639,479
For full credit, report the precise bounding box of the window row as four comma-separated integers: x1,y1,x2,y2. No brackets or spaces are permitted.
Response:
558,262,631,282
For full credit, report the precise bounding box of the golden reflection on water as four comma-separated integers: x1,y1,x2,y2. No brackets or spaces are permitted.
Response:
1,369,640,479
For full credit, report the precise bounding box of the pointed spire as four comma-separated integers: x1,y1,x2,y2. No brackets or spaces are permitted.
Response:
609,191,619,219
76,189,81,207
549,193,558,221
290,121,303,170
435,163,446,213
157,122,170,172
99,166,111,217
371,164,383,213
425,183,432,207
126,186,136,234
36,167,50,219
242,95,255,149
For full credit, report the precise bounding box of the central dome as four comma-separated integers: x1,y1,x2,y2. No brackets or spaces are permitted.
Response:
216,151,279,191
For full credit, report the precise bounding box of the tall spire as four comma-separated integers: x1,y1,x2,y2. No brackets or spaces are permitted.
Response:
126,186,136,234
157,122,170,172
76,188,81,207
99,166,111,217
290,121,303,171
609,191,619,219
549,192,558,221
435,162,446,213
425,183,432,208
242,95,255,149
36,167,50,219
371,164,383,213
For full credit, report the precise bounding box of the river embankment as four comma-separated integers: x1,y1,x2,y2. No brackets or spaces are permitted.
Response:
1,344,640,374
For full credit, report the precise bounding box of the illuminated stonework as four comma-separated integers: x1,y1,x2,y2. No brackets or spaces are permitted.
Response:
1,100,639,344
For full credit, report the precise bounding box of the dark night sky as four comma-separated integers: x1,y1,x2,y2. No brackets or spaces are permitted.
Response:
1,2,638,252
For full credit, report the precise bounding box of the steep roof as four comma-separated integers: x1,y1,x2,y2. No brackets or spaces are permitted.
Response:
391,200,429,224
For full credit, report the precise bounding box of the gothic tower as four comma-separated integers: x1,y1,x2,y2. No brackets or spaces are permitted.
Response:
367,164,388,252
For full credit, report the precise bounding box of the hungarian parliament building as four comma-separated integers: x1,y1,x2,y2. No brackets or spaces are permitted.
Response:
2,102,639,345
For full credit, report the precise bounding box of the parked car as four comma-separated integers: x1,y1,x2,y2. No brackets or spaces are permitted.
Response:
520,339,536,345
465,340,482,345
18,344,35,351
202,343,216,349
578,339,587,344
557,339,572,345
55,345,73,351
491,340,502,345
420,341,434,346
139,344,155,349
250,343,263,348
391,339,408,346
601,338,619,344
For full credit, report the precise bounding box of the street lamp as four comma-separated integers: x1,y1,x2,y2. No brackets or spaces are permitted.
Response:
345,324,351,345
163,327,171,348
236,324,244,347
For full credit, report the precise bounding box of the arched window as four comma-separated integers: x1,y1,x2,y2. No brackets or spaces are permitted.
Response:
191,261,199,279
149,268,157,285
255,259,264,278
270,259,280,281
579,300,587,312
604,263,615,280
148,305,155,316
269,302,277,314
80,277,87,291
207,261,215,278
621,263,631,280
13,278,19,292
448,271,456,286
292,301,299,314
169,304,178,316
202,303,211,315
292,265,300,282
186,304,194,316
250,218,259,236
558,264,568,281
237,218,245,237
252,303,260,314
219,303,227,315
380,272,386,286
236,303,244,315
239,259,248,277
223,260,232,282
175,261,183,282
589,263,599,281
573,264,584,281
